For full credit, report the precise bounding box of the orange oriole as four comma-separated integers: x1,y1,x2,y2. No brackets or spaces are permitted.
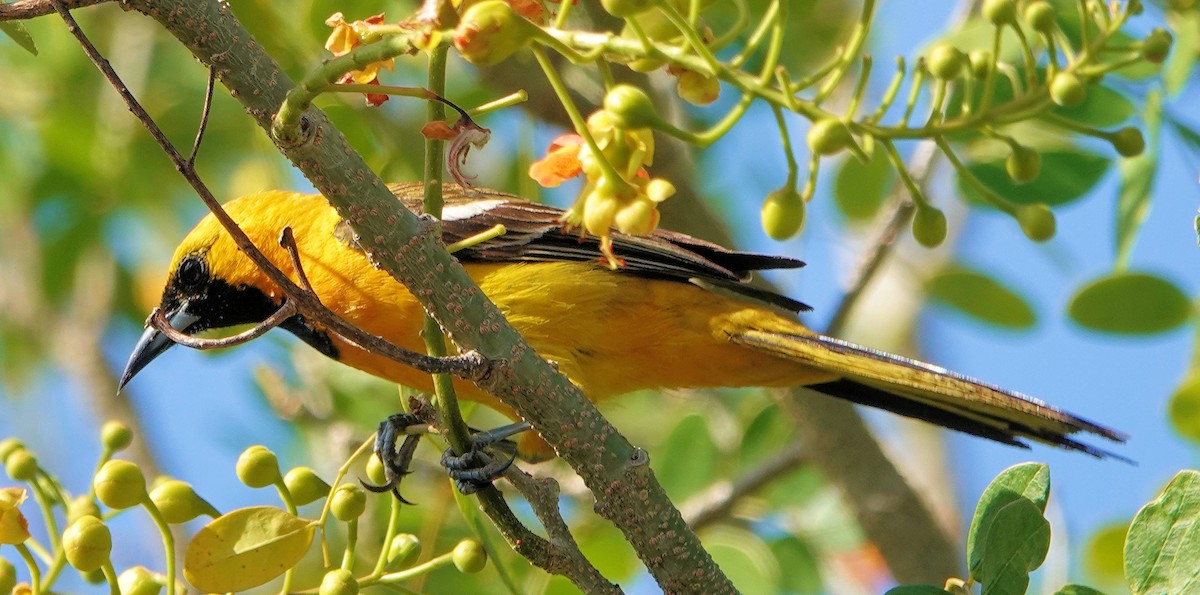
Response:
120,183,1125,458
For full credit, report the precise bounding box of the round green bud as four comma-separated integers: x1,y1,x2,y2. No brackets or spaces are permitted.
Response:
236,445,281,489
385,534,422,570
760,186,806,240
117,566,163,595
928,44,966,80
675,69,720,105
912,206,948,248
601,0,654,18
5,449,37,482
284,467,331,506
63,516,112,572
1017,203,1056,241
67,495,102,524
93,459,147,510
628,56,666,72
83,567,107,584
968,50,994,79
0,438,24,464
1141,28,1173,64
1023,1,1056,32
318,569,359,595
806,118,853,156
100,421,133,452
452,539,488,574
364,456,388,488
1005,145,1042,183
330,484,366,522
603,85,661,130
150,480,205,524
0,557,16,593
453,0,537,66
982,0,1017,25
1048,72,1086,107
1111,127,1146,157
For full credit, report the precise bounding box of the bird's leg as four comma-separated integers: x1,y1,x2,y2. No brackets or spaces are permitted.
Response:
362,412,431,504
441,421,532,494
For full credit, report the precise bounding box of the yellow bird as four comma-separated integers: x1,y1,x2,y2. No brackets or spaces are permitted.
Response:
121,183,1124,460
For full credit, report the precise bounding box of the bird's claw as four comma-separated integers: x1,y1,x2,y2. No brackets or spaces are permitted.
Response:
363,412,424,504
441,421,531,494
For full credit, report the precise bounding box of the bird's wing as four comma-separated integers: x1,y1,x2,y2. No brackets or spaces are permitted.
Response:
336,183,811,312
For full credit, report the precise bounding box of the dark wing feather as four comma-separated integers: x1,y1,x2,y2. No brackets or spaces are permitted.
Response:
376,183,810,312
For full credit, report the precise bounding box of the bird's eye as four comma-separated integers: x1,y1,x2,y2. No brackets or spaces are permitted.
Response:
176,256,206,290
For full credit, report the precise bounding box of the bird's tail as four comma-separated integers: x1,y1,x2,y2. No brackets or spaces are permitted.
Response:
730,329,1128,459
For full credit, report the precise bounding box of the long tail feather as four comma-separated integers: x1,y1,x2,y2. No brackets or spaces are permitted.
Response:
731,330,1129,460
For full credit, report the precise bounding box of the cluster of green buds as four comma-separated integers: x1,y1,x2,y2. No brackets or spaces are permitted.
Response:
0,422,188,594
1,426,495,593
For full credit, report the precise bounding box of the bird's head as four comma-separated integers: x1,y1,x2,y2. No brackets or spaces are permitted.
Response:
119,191,338,389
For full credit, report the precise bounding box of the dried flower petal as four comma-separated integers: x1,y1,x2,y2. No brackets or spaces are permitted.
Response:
447,120,493,187
0,487,30,544
529,134,584,187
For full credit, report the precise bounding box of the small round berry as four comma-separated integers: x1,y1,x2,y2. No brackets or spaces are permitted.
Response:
760,186,806,240
67,495,102,524
452,539,488,574
1024,1,1056,32
0,438,24,464
982,0,1017,25
604,85,661,130
1111,127,1146,157
928,44,966,80
93,460,147,510
117,566,163,595
1049,72,1086,107
453,1,537,66
236,445,281,489
968,50,994,79
0,557,16,593
1017,203,1057,241
807,118,853,156
1005,145,1042,183
1141,28,1172,64
150,480,206,524
63,516,112,572
5,449,37,482
318,568,359,595
386,534,421,570
912,206,948,248
100,421,133,452
284,467,331,506
330,484,366,522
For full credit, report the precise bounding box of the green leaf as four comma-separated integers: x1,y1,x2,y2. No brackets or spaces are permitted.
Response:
769,536,823,594
1084,521,1131,586
834,149,894,222
653,413,718,499
1164,11,1199,96
1115,91,1161,267
1054,585,1108,595
1169,375,1200,444
705,526,780,595
961,151,1109,207
738,403,790,467
1067,272,1191,335
0,21,37,56
1052,85,1135,128
884,587,953,595
968,463,1051,572
1125,470,1200,595
183,506,316,593
926,265,1037,329
975,498,1052,595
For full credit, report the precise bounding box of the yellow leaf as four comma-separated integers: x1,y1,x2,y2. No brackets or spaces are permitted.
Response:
183,506,315,593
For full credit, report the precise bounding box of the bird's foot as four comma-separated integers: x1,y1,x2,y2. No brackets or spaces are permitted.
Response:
441,421,531,494
362,412,427,504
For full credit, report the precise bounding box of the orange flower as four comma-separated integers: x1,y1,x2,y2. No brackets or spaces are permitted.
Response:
0,487,30,545
325,12,395,104
529,134,584,187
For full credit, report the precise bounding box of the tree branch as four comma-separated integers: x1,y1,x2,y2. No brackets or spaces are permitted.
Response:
40,0,732,590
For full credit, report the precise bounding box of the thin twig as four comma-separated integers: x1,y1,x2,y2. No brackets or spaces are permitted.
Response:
681,440,807,530
0,0,107,21
149,304,296,350
188,68,215,165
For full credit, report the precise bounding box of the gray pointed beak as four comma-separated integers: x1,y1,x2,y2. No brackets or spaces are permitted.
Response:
118,305,201,391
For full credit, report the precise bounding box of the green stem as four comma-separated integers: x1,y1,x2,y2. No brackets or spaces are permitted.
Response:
814,0,875,104
318,438,375,567
374,551,456,584
531,46,633,191
101,561,120,595
934,136,1017,215
370,496,405,577
341,519,359,571
16,544,40,594
653,0,722,74
141,501,176,595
